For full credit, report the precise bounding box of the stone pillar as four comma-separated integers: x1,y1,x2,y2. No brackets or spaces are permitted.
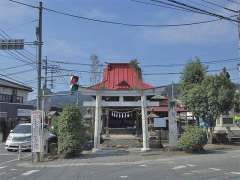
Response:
168,99,178,148
141,94,150,152
105,109,110,138
93,95,101,152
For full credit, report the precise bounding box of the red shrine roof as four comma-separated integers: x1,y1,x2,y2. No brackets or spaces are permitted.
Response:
90,63,153,90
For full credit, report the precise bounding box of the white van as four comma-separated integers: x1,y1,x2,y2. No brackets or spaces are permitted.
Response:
5,123,31,151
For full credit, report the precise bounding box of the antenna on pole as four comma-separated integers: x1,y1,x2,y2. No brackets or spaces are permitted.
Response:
90,54,101,85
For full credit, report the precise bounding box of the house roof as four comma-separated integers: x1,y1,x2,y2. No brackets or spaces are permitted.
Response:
0,78,33,92
90,63,153,90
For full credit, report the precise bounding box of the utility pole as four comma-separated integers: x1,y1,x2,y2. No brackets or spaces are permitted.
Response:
43,56,47,89
36,1,43,110
36,1,43,162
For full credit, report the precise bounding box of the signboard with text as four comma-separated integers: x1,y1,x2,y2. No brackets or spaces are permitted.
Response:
31,110,42,153
17,109,32,117
154,118,167,128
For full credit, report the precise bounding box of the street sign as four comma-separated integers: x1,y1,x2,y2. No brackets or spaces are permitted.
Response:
0,39,24,50
154,118,166,128
17,109,32,117
31,110,42,153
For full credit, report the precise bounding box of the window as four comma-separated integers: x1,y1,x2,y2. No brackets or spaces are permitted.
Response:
0,94,23,103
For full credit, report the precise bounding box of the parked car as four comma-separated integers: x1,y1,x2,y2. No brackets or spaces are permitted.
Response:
5,123,57,152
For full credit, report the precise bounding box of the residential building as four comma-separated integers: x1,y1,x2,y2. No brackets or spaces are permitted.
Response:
0,78,33,142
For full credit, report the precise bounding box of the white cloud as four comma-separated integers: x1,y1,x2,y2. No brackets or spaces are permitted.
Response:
139,2,237,45
80,8,117,20
45,38,89,58
0,1,34,26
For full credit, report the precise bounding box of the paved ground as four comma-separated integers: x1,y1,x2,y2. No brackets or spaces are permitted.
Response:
0,143,240,180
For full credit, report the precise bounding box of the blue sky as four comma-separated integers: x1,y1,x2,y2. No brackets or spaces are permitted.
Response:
0,0,240,99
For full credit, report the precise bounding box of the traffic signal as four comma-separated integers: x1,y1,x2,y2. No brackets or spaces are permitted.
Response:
70,75,79,92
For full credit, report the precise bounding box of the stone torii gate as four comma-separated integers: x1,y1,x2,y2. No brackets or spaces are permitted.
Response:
81,87,164,152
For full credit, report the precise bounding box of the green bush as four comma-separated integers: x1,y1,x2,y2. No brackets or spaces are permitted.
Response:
177,126,207,152
57,106,87,158
50,116,59,136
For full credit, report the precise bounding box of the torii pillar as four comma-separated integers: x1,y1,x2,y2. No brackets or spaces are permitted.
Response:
141,94,150,152
92,95,102,152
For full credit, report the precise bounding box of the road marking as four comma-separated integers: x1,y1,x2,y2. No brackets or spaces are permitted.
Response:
11,168,17,171
231,155,240,158
209,168,221,171
183,172,193,175
21,170,40,176
0,159,18,166
0,166,7,169
0,154,16,156
172,165,187,170
120,176,128,178
186,164,196,167
229,172,240,175
139,164,147,167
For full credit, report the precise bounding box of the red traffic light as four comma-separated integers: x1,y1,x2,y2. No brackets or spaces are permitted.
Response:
70,75,79,85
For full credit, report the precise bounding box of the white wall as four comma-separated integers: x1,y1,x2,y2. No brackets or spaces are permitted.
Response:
0,86,29,103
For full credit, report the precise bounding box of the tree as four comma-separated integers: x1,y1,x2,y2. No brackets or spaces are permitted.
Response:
201,72,235,143
57,106,87,158
180,61,235,143
180,58,208,125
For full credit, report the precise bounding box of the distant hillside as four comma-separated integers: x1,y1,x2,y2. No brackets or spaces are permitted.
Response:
27,91,93,108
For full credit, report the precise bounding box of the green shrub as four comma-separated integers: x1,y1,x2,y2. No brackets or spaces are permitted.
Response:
50,116,59,136
57,106,87,158
177,126,207,152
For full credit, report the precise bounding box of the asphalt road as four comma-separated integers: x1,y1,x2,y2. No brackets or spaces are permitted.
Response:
0,143,240,180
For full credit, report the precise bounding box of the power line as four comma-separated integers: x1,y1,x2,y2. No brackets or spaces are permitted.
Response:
200,0,238,13
130,0,209,13
43,5,226,27
5,68,35,76
156,0,239,23
142,57,240,67
143,67,237,75
0,73,32,86
9,0,38,9
0,29,36,64
48,57,240,68
0,62,34,71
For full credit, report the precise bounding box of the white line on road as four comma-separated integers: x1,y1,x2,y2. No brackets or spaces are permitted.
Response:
229,172,240,175
21,170,40,176
0,154,16,156
183,172,193,175
139,164,147,167
209,168,221,171
120,175,128,178
172,165,187,170
11,168,17,171
0,159,18,166
0,166,7,169
186,164,196,167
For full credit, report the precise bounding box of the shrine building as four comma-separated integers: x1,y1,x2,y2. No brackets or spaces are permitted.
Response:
82,61,185,152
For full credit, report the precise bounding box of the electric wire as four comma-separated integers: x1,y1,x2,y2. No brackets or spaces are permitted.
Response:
43,6,226,27
200,0,238,13
154,0,239,22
